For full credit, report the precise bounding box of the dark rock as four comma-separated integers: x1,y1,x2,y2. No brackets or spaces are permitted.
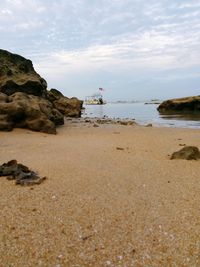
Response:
116,147,124,150
158,96,200,112
0,49,47,97
0,92,64,134
170,146,200,160
146,123,153,127
0,160,46,185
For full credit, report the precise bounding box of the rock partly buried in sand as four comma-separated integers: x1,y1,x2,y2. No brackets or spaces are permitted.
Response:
170,146,200,160
0,49,47,97
0,160,46,185
158,96,200,112
0,92,64,134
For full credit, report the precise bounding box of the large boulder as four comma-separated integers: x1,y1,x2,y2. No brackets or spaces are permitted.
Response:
0,49,83,133
47,88,83,118
0,49,47,97
0,92,64,134
158,96,200,112
53,96,83,117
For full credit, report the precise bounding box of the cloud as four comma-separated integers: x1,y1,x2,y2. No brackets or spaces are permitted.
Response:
34,26,200,77
179,1,200,9
0,0,200,99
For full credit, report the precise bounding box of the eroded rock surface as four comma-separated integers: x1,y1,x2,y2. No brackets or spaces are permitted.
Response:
47,88,83,118
0,92,64,134
0,49,47,97
0,49,83,133
0,160,46,185
54,96,83,118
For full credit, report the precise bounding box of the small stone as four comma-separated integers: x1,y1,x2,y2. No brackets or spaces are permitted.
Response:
116,147,124,150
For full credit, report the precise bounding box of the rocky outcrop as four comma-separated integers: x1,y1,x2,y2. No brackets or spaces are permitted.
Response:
0,49,83,133
0,49,47,97
158,96,200,112
170,146,200,160
0,92,64,134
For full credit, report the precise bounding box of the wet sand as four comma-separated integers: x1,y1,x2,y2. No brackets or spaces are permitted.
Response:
0,122,200,267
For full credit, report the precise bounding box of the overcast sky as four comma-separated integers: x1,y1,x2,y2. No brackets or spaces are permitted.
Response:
1,0,200,100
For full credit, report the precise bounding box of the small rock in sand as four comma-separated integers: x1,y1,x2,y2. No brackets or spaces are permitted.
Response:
116,147,124,150
170,146,200,160
0,160,46,185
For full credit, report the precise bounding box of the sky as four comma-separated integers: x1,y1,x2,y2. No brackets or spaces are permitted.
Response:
0,0,200,101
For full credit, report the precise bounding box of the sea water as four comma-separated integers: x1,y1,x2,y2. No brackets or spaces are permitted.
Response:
83,102,200,129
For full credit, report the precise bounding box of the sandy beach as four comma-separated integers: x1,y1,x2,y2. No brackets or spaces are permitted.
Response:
0,121,200,267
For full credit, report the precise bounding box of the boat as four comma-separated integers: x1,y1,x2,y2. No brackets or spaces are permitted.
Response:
85,89,106,105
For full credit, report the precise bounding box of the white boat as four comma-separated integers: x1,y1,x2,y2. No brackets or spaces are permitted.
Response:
85,93,106,105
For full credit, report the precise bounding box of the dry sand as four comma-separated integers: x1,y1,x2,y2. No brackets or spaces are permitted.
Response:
0,121,200,267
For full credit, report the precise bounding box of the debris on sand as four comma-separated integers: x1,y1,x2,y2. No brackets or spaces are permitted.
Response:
170,146,200,160
116,147,125,150
0,160,46,185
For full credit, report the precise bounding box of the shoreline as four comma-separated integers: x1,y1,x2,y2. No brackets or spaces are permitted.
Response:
0,123,200,266
82,102,200,129
70,115,200,130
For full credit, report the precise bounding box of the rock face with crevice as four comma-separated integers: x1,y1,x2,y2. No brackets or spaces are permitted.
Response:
0,49,83,133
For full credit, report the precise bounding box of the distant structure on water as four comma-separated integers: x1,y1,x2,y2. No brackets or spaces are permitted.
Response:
85,88,106,105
